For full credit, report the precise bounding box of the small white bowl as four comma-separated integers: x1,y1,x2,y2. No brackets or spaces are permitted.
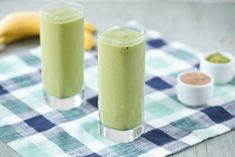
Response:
200,52,235,84
176,71,214,107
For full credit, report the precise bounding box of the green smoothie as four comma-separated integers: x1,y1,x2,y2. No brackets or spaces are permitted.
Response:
98,27,145,131
40,4,84,98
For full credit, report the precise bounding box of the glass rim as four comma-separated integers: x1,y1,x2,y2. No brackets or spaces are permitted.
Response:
40,1,83,21
98,26,145,47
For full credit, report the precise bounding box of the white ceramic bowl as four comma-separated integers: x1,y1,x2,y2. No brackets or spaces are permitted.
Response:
176,71,214,107
200,52,235,84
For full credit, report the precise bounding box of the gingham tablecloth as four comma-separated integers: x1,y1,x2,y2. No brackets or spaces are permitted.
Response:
0,30,235,157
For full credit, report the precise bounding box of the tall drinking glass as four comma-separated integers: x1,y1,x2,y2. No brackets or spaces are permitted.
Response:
40,1,84,111
98,26,145,143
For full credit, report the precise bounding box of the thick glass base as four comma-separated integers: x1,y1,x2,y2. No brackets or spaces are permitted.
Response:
44,90,84,111
99,122,144,143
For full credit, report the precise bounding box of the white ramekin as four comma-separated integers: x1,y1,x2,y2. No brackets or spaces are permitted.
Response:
176,71,214,107
200,52,235,84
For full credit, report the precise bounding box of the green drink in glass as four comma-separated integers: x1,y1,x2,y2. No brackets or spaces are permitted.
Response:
98,26,145,143
40,1,84,110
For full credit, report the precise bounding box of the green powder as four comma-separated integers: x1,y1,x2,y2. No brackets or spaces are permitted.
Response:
207,53,230,64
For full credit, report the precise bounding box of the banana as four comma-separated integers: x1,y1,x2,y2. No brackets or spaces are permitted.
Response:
85,31,95,51
85,21,96,34
0,11,39,44
0,11,96,51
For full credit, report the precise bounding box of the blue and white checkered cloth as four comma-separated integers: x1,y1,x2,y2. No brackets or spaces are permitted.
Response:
0,30,235,157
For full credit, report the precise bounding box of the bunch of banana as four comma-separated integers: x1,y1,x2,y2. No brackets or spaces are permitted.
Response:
84,21,96,51
0,11,96,51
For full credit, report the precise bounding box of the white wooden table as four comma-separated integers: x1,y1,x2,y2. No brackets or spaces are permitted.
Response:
0,0,235,156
